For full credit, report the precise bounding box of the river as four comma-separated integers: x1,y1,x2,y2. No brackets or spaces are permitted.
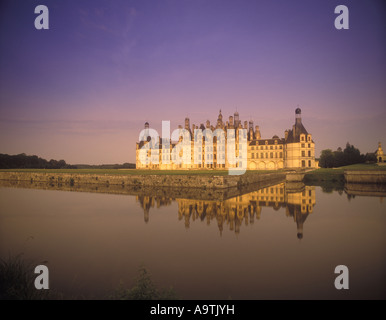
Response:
0,181,385,299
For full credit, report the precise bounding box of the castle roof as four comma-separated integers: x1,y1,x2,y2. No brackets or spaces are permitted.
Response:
249,138,284,146
286,121,309,143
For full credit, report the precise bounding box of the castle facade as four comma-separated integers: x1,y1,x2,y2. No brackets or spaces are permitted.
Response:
136,108,315,170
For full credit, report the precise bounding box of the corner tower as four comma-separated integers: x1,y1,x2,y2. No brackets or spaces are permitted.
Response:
284,108,315,169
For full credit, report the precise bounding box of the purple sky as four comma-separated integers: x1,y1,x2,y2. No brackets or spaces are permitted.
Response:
0,0,385,164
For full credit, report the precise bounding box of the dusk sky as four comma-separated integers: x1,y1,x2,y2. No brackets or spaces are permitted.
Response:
0,0,385,164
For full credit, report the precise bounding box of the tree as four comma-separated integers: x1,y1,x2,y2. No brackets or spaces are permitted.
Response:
364,152,376,163
343,142,364,165
319,149,335,168
319,143,365,168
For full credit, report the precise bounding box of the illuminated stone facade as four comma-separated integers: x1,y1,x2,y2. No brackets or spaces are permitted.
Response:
136,108,315,170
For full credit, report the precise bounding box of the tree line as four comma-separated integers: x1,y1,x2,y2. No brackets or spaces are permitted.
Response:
0,153,76,169
319,143,376,168
0,153,136,169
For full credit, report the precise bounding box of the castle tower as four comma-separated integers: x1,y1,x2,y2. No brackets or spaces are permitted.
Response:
376,141,386,163
229,116,234,127
248,120,253,130
234,111,240,128
254,125,261,140
284,108,315,169
295,107,302,125
143,121,150,141
217,110,223,128
185,117,190,131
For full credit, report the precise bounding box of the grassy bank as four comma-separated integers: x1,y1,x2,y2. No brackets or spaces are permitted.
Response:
0,168,282,176
0,254,177,300
304,163,386,184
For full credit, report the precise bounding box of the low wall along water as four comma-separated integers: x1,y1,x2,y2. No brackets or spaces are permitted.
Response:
344,170,386,184
0,171,286,190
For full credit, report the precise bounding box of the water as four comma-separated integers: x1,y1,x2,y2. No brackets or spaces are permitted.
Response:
0,182,385,299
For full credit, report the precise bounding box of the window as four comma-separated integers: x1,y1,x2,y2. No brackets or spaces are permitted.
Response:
301,143,305,148
280,152,283,158
302,151,305,157
308,143,311,148
308,151,311,157
256,153,259,159
302,160,305,167
252,153,254,159
308,160,311,167
270,146,273,150
252,146,255,150
279,145,282,149
270,152,273,158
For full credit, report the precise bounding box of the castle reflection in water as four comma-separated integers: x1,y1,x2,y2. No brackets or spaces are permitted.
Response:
136,182,316,239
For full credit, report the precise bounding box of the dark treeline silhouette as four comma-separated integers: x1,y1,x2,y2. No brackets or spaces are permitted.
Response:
75,163,135,169
319,143,376,168
0,153,76,169
0,153,136,169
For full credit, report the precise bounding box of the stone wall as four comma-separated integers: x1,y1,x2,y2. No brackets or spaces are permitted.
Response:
0,171,286,190
344,170,386,184
0,177,285,201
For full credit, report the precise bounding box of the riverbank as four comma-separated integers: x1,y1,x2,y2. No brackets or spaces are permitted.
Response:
0,169,286,190
304,164,386,185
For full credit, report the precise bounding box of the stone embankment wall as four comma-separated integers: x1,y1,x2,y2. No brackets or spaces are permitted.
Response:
0,171,286,190
344,170,386,184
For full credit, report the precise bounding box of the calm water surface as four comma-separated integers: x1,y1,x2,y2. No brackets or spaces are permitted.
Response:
0,182,385,299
